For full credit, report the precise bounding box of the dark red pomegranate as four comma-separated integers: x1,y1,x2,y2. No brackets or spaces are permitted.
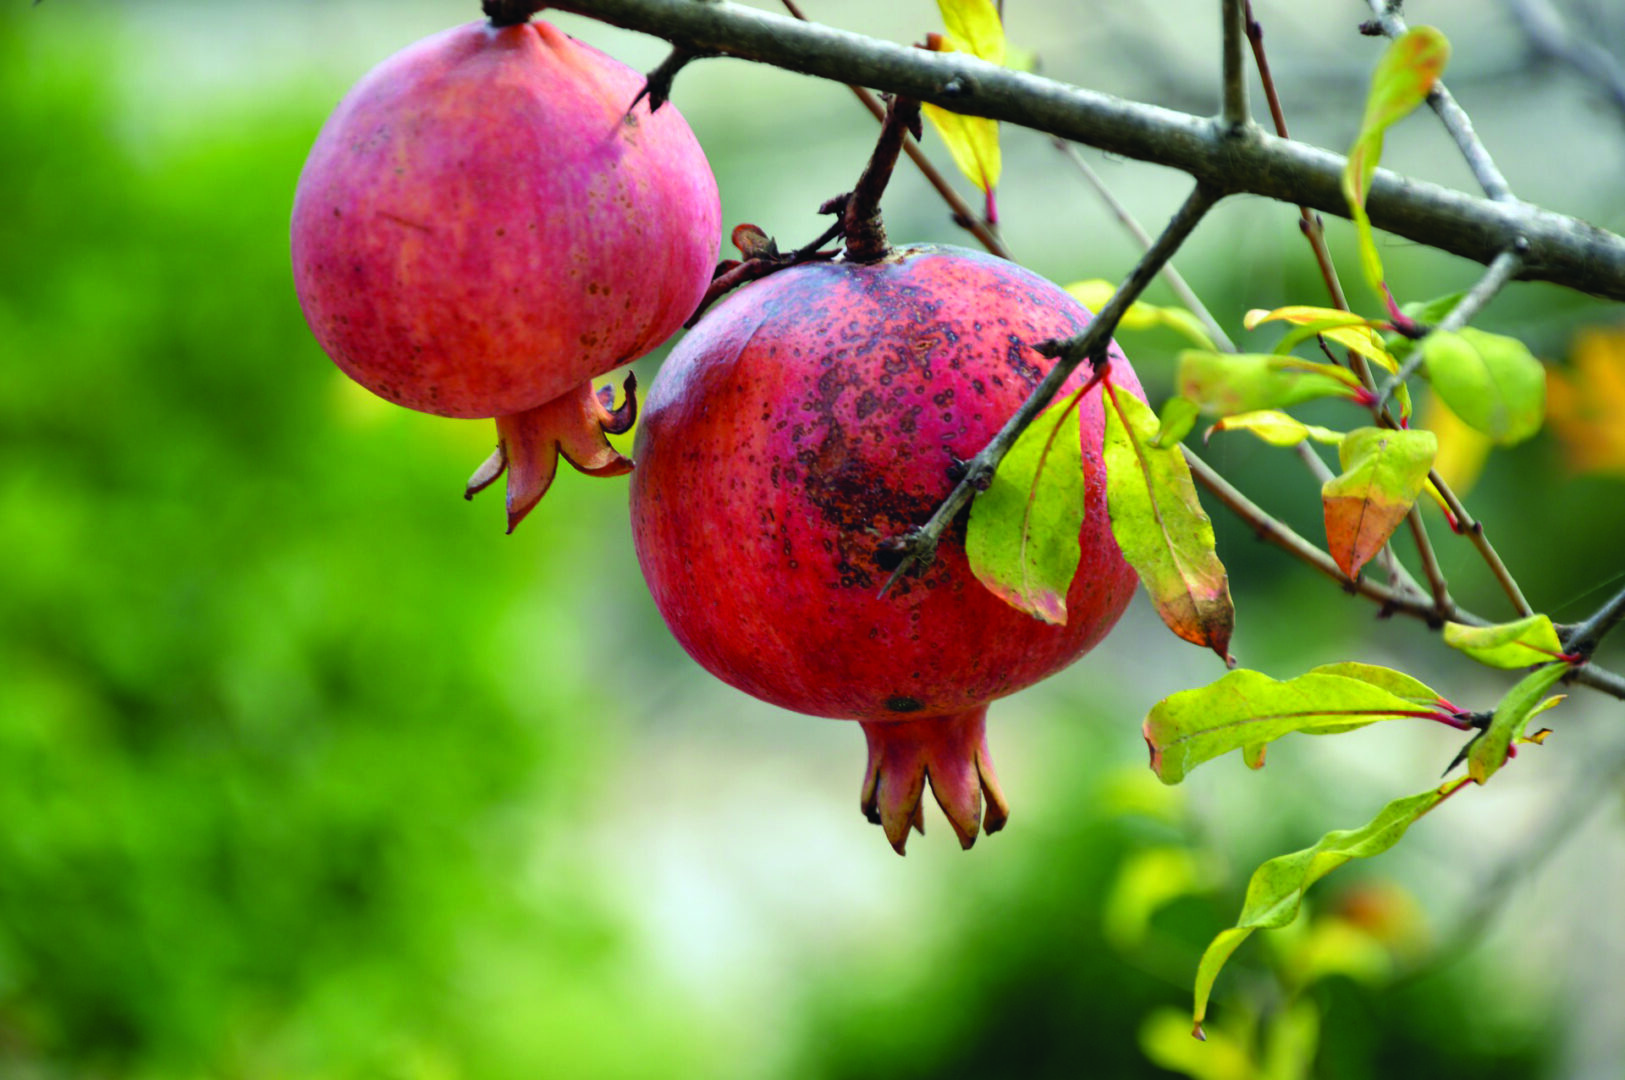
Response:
291,17,720,528
629,244,1141,852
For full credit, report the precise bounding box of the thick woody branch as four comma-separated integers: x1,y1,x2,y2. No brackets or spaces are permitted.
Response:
530,0,1625,300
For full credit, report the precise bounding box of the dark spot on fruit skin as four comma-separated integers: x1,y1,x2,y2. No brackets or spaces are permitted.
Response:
886,696,923,713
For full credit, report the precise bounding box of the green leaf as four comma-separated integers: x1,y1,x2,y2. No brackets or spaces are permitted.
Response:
1443,615,1569,669
1404,292,1470,325
1207,410,1343,448
1321,427,1438,578
1152,396,1201,448
1467,662,1571,784
1177,351,1365,417
967,388,1085,625
1192,778,1468,1032
1144,668,1451,785
1102,380,1234,661
1522,695,1564,731
1305,661,1451,710
1421,328,1546,445
1341,27,1451,293
1301,661,1457,733
1386,291,1469,369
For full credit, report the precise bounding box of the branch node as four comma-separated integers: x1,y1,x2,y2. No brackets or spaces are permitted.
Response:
631,45,717,113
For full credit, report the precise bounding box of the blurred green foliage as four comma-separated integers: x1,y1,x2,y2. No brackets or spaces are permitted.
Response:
0,12,715,1077
0,5,1616,1078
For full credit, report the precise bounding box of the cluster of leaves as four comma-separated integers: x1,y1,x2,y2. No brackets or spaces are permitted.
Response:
944,17,1581,1037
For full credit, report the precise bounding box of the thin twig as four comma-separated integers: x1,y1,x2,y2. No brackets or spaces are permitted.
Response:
1364,0,1517,203
1433,483,1535,617
1375,244,1528,410
1221,0,1252,129
1243,0,1355,317
1049,139,1235,352
1405,507,1454,619
1564,581,1625,659
779,0,1011,260
1183,448,1625,699
878,183,1224,588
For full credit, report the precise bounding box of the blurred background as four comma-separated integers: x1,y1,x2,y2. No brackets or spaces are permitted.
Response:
3,1,1624,1076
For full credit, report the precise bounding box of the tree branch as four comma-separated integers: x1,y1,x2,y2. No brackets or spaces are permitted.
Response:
534,0,1625,300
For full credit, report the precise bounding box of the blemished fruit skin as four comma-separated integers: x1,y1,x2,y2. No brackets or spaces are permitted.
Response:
629,244,1142,851
290,18,719,418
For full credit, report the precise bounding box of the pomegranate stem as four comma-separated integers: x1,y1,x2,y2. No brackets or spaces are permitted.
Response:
842,95,921,264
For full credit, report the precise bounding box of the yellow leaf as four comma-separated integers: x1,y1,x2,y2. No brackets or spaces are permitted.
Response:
1420,388,1491,494
925,5,1005,198
936,0,1005,65
1066,280,1214,347
1245,306,1373,331
1244,306,1398,373
1547,325,1625,476
921,105,1001,193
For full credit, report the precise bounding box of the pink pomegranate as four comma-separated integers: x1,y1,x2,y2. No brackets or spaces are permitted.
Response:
291,17,720,528
630,244,1141,853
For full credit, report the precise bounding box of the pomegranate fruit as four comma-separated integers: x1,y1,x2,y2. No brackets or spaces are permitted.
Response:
629,243,1141,852
291,17,720,528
